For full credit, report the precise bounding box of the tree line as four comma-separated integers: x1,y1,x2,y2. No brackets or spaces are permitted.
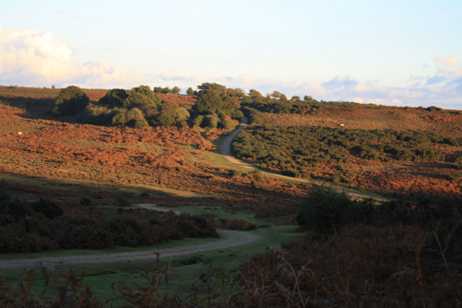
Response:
52,83,249,130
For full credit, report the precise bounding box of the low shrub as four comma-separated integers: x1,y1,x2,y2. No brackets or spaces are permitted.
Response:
296,186,355,234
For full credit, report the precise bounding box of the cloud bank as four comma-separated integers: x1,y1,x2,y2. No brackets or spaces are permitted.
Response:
0,26,145,88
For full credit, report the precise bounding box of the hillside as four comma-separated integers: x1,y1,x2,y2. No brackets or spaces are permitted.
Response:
0,84,461,307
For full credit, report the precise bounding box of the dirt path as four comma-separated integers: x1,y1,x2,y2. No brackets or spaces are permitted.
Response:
218,116,255,170
138,203,181,215
219,116,364,199
0,230,262,270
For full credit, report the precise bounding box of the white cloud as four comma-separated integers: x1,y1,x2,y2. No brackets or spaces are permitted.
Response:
0,26,145,87
434,56,462,77
159,69,207,86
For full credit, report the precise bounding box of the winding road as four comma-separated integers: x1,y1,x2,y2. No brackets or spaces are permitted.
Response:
0,229,262,270
0,204,260,270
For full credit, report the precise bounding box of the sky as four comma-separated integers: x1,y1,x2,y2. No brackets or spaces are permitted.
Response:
0,0,461,109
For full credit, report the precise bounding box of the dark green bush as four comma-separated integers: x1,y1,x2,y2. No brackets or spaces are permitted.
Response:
232,109,244,119
296,186,355,235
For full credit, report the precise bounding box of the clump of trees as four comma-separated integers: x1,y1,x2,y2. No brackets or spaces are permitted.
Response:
77,85,191,128
153,86,182,95
190,83,244,130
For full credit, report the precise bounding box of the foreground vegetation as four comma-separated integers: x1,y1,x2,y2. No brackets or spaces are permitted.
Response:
1,188,461,307
0,182,218,253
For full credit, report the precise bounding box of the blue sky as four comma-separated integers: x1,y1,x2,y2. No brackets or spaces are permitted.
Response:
0,0,461,109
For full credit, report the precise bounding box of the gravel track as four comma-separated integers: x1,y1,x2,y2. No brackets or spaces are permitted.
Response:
0,230,262,270
138,203,181,215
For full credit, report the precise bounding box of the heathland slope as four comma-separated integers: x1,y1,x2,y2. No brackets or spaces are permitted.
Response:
1,84,461,307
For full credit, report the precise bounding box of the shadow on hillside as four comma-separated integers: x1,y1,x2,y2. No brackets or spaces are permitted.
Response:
0,95,55,119
3,171,303,210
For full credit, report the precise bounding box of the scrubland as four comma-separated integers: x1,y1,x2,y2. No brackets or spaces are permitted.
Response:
0,85,461,307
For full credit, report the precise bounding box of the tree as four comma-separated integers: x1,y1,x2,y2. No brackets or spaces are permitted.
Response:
291,95,301,101
232,110,244,119
130,85,161,107
234,88,246,98
221,116,236,130
98,89,128,108
197,82,227,94
271,91,284,99
112,111,127,126
174,107,190,123
222,96,240,114
249,89,262,100
193,82,242,116
172,86,181,95
203,115,219,128
194,89,223,114
304,95,313,102
162,87,172,94
134,119,149,128
53,86,89,116
154,87,163,93
155,101,190,127
126,108,145,123
123,92,159,112
157,114,175,127
186,87,195,96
